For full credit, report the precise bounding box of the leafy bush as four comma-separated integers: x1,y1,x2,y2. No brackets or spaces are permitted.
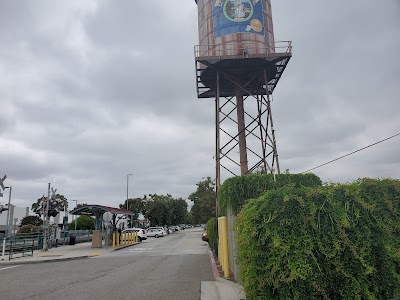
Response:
18,224,39,234
20,215,43,227
219,173,322,215
206,217,218,256
68,215,95,230
236,179,400,300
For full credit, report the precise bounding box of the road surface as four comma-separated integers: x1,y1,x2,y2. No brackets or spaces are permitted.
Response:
0,228,213,300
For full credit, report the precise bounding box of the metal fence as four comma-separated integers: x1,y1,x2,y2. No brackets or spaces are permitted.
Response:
1,230,92,260
1,234,40,260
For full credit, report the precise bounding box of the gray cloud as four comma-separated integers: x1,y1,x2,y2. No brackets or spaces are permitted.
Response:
0,0,399,209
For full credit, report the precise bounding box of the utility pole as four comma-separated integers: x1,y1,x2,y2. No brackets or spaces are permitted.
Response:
72,200,78,230
42,184,57,251
63,199,68,245
127,173,133,228
42,183,50,251
5,186,12,237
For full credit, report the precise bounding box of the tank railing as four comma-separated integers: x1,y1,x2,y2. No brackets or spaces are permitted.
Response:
195,41,292,59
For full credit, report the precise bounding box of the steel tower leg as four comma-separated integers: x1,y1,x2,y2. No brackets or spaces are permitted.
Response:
264,70,280,174
215,72,221,217
235,78,249,176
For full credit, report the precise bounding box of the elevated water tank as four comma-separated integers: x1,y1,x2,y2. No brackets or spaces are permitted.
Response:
195,0,275,57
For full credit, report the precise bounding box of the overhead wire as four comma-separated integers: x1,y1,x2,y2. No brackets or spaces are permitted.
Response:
301,132,400,174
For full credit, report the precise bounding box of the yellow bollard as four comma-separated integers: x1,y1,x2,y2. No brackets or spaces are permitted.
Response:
218,219,224,268
129,232,132,244
112,233,116,248
135,232,138,242
117,233,120,246
218,216,230,278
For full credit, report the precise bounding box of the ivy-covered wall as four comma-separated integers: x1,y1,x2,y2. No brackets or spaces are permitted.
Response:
218,173,322,215
235,178,400,300
206,217,218,256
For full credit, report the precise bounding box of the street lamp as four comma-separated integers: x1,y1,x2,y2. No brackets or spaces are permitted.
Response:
72,200,78,231
127,174,133,228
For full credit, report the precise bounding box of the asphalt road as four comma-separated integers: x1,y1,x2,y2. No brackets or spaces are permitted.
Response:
0,228,213,300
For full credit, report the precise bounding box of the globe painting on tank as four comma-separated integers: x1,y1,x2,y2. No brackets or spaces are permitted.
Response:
213,0,264,37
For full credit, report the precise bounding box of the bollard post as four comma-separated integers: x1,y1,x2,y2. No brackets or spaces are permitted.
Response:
218,216,230,278
112,233,116,248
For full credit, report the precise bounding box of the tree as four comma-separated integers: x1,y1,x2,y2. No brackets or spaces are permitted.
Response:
31,194,67,217
170,198,188,225
67,216,95,230
144,194,188,226
120,197,146,227
189,177,216,224
20,215,43,227
146,194,173,226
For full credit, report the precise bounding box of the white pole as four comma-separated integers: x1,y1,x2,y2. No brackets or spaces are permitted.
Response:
127,173,133,227
1,238,5,260
5,186,12,237
73,200,78,230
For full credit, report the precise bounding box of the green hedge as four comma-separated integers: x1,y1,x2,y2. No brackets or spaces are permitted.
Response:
206,217,218,256
236,178,400,300
219,173,322,215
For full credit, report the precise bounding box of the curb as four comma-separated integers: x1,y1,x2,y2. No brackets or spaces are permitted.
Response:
0,241,142,265
112,242,141,252
0,255,91,266
209,249,220,280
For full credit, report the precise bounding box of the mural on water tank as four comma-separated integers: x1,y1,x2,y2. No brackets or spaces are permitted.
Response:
213,0,265,38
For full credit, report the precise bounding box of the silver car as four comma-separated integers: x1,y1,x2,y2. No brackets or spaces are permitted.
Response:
146,228,164,238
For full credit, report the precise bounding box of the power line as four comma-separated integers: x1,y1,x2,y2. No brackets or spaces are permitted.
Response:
301,132,400,174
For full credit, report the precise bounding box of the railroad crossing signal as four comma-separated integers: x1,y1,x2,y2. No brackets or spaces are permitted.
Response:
51,187,57,199
0,204,8,213
0,175,7,197
48,187,59,217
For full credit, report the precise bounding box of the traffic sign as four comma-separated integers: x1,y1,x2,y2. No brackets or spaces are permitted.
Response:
103,212,113,222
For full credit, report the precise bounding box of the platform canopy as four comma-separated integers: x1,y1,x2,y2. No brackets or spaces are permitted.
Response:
70,204,134,217
69,204,134,230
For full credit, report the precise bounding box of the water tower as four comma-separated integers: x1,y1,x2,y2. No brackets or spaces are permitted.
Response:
194,0,292,191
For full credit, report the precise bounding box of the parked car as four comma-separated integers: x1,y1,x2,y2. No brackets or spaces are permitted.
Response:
122,228,147,241
148,226,168,235
171,226,180,231
202,231,209,242
147,228,164,238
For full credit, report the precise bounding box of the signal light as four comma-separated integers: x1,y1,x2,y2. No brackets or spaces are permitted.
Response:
0,204,8,213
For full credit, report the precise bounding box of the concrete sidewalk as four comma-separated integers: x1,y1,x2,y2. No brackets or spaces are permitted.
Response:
201,250,246,300
0,241,138,265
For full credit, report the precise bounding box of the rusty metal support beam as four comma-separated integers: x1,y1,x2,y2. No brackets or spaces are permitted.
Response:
235,78,249,176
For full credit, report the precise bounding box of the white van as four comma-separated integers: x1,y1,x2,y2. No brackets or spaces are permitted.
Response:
122,228,147,241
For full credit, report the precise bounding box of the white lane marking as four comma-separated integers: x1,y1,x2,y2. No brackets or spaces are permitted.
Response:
129,248,153,251
0,265,22,271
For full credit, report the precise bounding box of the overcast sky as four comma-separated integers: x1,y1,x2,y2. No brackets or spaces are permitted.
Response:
0,0,399,210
